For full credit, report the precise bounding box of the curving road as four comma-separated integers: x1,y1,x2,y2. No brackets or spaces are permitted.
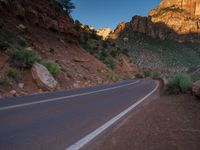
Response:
0,80,158,150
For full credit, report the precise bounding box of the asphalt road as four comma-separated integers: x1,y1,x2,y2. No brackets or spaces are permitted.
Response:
0,80,158,150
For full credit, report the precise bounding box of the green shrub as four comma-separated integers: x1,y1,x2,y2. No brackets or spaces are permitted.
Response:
107,72,119,82
135,73,143,79
152,71,160,79
0,77,11,86
191,74,200,82
103,58,116,70
7,68,21,81
41,60,61,76
144,70,152,78
123,75,131,80
8,48,39,68
166,72,192,94
0,28,27,50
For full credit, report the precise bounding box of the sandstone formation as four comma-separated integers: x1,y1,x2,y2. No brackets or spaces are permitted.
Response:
108,22,126,39
96,28,112,40
31,63,58,91
109,0,200,43
192,80,200,97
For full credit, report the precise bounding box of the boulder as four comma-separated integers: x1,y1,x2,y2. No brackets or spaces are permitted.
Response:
192,80,200,97
10,90,17,96
31,63,58,91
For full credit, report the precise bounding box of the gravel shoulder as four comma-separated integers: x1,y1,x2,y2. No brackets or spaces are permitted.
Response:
88,94,200,150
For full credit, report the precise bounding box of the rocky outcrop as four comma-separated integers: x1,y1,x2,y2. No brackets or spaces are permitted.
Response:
192,80,200,97
160,0,200,17
0,0,79,40
108,22,126,40
31,63,58,91
96,28,112,40
110,0,200,43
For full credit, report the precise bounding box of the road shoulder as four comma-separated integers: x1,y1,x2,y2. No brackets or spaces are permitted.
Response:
87,94,200,150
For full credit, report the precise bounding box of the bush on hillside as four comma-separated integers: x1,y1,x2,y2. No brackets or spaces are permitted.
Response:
144,70,152,78
8,48,39,68
166,72,192,94
7,68,21,81
102,58,116,70
48,0,75,14
191,74,200,82
0,77,11,86
0,27,27,50
41,60,61,76
152,71,160,79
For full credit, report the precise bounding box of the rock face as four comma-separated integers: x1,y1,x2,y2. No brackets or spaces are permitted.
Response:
96,28,112,40
110,0,200,43
0,0,79,41
160,0,200,17
108,22,126,40
192,80,200,97
31,63,58,91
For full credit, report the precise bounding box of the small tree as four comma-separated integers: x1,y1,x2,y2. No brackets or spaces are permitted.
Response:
57,0,75,14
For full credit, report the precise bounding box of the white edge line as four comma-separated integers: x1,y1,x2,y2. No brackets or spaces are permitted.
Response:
0,80,140,111
66,82,159,150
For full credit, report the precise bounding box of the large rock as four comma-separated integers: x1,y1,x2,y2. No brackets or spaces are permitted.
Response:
31,63,58,91
192,80,200,97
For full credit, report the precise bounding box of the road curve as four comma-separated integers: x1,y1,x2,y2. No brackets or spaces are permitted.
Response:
0,80,158,150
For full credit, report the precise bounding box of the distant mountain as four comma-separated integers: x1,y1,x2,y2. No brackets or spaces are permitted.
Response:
96,28,112,40
108,0,200,70
110,0,200,43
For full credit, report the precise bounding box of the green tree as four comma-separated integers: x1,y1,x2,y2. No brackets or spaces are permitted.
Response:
57,0,75,14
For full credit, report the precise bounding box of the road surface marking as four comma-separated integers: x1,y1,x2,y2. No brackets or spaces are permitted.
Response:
0,80,139,111
66,82,159,150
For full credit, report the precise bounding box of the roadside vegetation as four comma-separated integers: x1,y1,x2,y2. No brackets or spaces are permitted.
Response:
0,68,22,86
41,60,61,76
0,20,39,68
166,72,192,94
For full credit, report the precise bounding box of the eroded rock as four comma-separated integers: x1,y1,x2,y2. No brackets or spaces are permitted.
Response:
192,80,200,98
31,63,58,91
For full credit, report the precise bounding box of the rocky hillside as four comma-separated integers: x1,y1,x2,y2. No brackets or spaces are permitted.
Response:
110,0,200,43
0,0,136,98
108,0,200,71
75,22,136,79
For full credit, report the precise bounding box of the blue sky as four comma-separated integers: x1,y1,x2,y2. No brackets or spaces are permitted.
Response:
71,0,161,30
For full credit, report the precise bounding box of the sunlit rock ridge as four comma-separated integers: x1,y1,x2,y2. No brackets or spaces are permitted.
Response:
109,0,200,43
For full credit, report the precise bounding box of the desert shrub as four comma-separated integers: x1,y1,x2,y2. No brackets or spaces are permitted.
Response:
41,60,61,76
0,28,27,49
103,58,116,70
18,24,29,33
107,72,119,82
0,77,11,86
47,0,75,14
191,74,200,82
152,71,160,79
7,68,21,81
45,47,55,53
0,20,5,29
166,72,192,94
123,75,131,80
8,48,39,68
102,42,108,48
144,70,152,78
135,73,143,79
0,28,27,50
